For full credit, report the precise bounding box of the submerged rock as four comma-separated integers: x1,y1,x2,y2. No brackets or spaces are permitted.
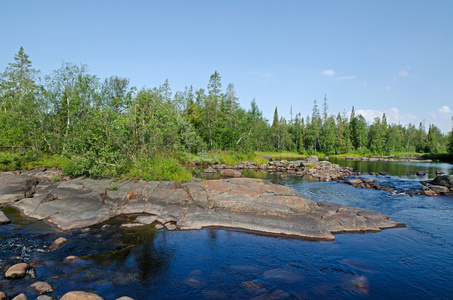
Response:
220,169,242,177
0,292,6,300
12,294,28,300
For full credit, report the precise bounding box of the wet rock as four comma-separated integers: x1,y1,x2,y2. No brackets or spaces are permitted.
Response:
416,171,426,176
65,256,79,261
48,237,68,251
30,281,54,295
435,171,444,175
430,185,450,195
5,263,28,279
12,294,28,300
252,289,290,300
0,292,6,300
242,280,267,294
135,215,158,224
203,167,217,174
432,175,453,190
423,189,437,196
220,169,242,177
155,224,164,230
0,211,10,224
116,297,134,300
60,291,104,300
263,268,304,283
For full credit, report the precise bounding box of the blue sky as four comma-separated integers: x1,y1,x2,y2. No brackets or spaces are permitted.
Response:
1,0,452,132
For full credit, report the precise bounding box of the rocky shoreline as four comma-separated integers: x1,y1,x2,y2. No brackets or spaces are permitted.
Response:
198,156,453,196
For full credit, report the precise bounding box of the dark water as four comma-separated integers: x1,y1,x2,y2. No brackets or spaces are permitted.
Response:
1,161,453,299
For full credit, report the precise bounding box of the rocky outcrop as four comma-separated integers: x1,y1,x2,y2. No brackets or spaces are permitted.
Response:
0,170,404,241
431,175,453,190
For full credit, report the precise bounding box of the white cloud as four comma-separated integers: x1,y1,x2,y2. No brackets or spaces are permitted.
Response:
398,70,408,77
384,86,391,90
322,69,335,77
355,107,417,125
251,71,271,77
438,105,452,115
338,75,356,80
426,106,453,133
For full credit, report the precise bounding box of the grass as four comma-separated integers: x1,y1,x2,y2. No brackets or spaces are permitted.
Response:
185,151,268,166
0,152,71,171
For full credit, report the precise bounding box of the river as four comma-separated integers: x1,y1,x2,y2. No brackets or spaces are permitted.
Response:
1,160,452,299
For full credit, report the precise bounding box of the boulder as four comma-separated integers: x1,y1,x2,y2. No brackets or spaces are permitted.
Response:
12,294,28,300
60,291,104,300
432,175,453,190
0,292,6,300
0,211,10,224
416,171,426,176
220,169,242,177
29,281,55,295
5,263,28,279
49,237,68,251
430,185,450,195
36,296,54,300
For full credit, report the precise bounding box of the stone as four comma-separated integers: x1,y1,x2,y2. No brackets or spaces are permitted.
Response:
60,291,104,300
30,281,55,295
416,171,425,176
120,223,144,228
0,211,10,224
49,237,68,251
5,263,28,278
12,294,28,300
24,179,39,198
432,175,453,189
37,296,54,300
0,292,6,300
135,215,158,224
65,255,79,261
430,185,450,195
202,167,217,174
165,223,177,230
116,297,134,300
423,189,437,196
220,169,242,177
155,224,164,229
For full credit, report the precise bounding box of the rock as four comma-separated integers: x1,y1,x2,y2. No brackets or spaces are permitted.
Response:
155,224,164,230
120,223,144,228
423,189,437,196
430,185,450,195
65,255,79,261
220,169,242,177
436,171,444,175
165,223,177,230
0,211,10,224
432,175,453,190
202,167,217,174
242,280,267,294
252,289,289,300
135,215,158,224
60,291,104,300
5,263,28,278
346,179,363,187
116,297,134,300
30,281,55,295
0,292,6,300
261,155,273,161
416,171,426,176
263,268,304,283
48,237,68,251
36,296,54,300
305,156,319,163
12,294,28,300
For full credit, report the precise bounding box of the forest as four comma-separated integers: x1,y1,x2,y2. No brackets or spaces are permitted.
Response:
1,48,453,180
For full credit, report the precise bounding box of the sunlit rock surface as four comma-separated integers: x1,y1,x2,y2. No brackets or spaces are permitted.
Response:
0,170,404,240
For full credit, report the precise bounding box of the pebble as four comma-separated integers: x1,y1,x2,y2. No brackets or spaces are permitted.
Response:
30,281,55,295
12,294,28,300
49,237,68,251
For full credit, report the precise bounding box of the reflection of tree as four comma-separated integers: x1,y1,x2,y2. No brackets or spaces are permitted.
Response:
86,226,174,282
206,228,219,250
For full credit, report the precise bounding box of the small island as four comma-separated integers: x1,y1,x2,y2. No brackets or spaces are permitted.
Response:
0,169,404,241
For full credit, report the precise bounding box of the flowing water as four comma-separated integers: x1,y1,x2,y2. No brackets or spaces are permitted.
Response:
1,160,452,299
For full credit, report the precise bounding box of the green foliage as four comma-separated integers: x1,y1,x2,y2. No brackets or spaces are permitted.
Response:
126,154,192,182
108,183,119,190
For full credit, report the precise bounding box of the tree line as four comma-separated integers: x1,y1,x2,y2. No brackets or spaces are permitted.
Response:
1,48,452,177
